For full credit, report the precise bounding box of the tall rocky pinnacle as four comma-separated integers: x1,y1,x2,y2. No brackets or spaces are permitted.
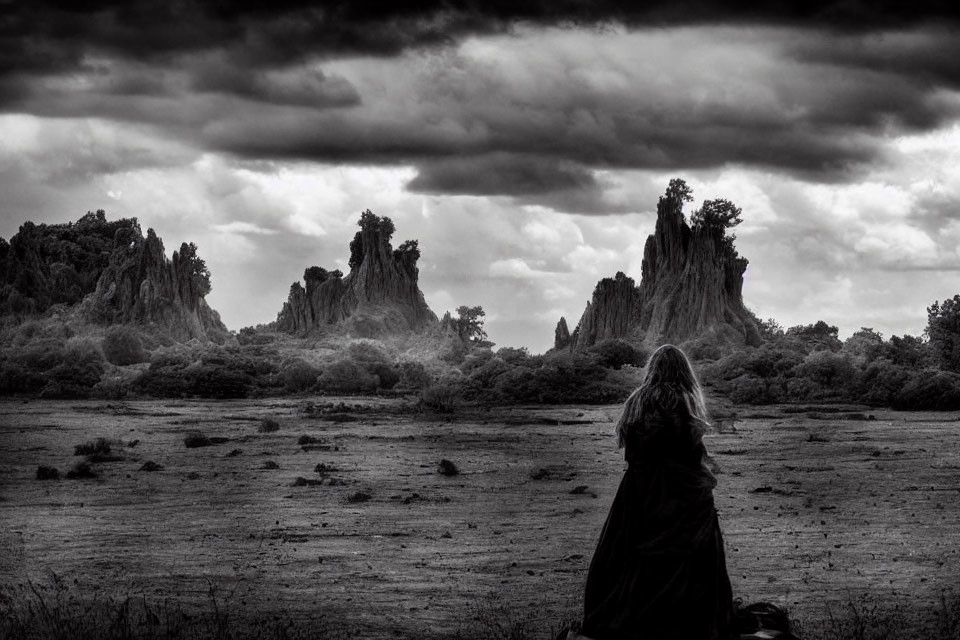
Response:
562,179,760,350
275,210,438,336
79,224,229,343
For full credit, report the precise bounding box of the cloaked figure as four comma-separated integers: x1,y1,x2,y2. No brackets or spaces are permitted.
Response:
581,344,736,640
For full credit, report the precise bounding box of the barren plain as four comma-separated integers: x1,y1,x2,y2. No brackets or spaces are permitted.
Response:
1,397,959,638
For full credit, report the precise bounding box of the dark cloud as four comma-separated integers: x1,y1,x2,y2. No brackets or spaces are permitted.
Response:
2,3,960,207
408,154,597,196
4,0,960,83
190,57,361,107
786,26,960,91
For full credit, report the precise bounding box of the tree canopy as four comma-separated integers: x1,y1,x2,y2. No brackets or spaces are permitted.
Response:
454,305,487,343
928,295,960,373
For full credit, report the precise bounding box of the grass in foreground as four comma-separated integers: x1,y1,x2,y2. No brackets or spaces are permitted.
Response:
2,575,959,640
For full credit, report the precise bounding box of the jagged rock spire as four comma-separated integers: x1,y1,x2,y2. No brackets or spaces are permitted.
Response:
567,180,760,349
275,210,437,336
79,226,229,342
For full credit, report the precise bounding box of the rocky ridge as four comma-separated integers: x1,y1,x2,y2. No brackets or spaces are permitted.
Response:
79,225,229,342
1,210,228,342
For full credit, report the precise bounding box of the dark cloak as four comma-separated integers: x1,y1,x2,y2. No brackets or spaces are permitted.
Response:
581,406,736,640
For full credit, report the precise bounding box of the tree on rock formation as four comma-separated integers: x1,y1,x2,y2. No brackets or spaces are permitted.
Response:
565,179,760,350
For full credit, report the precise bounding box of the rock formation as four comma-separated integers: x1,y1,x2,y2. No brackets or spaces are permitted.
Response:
1,210,228,343
554,316,572,350
79,225,230,343
0,210,133,314
562,180,760,350
275,210,438,337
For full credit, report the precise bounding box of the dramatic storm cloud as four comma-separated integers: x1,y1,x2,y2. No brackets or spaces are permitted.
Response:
2,1,960,350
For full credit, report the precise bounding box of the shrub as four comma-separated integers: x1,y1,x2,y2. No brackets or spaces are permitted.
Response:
370,363,400,389
794,350,857,389
183,365,252,399
397,360,432,390
438,459,459,476
184,431,212,448
36,465,59,480
41,360,105,398
893,370,960,411
258,418,280,433
65,461,97,479
346,341,390,364
439,337,468,365
0,361,46,394
92,376,129,400
74,438,112,456
854,361,914,407
137,356,253,398
291,476,323,486
280,359,320,392
591,339,647,370
420,384,459,412
728,375,774,405
317,358,378,393
102,326,148,365
495,347,531,366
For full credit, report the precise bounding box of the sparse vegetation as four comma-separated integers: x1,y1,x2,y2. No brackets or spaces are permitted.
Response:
420,384,459,413
36,465,59,480
258,418,280,433
65,461,97,479
438,459,459,476
184,431,213,448
74,438,113,456
346,490,372,503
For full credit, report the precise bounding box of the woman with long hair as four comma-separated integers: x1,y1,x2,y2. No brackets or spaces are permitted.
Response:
580,344,736,640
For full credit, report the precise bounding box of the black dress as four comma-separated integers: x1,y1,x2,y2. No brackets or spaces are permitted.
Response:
581,406,736,640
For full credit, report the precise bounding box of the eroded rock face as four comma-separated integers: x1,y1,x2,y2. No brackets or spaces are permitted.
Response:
275,211,438,336
79,227,229,343
554,317,572,350
568,183,760,349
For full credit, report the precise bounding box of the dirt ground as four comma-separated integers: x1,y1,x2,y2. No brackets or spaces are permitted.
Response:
1,397,959,638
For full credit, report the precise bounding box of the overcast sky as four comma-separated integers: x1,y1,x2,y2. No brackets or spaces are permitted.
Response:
2,1,960,352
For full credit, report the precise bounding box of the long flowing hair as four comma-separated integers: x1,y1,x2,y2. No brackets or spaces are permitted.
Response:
616,344,708,448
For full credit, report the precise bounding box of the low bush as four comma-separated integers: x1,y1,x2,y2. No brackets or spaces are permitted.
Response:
590,339,647,370
65,461,97,479
102,325,148,365
370,363,400,390
74,438,112,456
36,465,59,480
280,358,320,392
184,431,213,448
397,360,432,390
892,370,960,411
258,418,280,433
438,459,459,476
317,358,378,393
420,384,459,413
347,341,390,364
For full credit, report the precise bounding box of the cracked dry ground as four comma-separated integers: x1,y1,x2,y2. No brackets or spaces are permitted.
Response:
1,398,959,638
